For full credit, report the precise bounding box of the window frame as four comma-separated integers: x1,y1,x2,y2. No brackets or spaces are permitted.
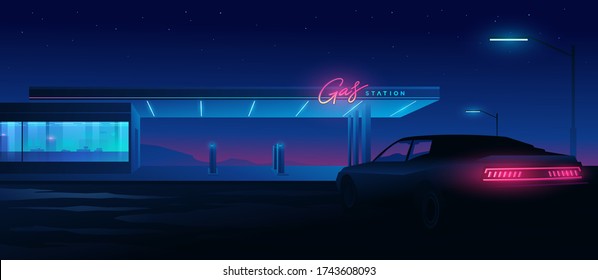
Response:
406,139,432,161
373,139,413,162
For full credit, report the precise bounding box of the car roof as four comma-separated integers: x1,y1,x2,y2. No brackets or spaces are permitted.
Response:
399,134,517,142
395,134,547,157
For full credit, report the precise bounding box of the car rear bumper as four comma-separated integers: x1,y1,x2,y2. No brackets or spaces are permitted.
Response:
444,182,593,227
456,179,588,198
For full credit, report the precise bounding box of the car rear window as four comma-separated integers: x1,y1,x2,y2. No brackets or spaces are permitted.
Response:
408,140,432,160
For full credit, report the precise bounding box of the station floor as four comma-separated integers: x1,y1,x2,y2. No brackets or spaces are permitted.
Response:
0,166,345,182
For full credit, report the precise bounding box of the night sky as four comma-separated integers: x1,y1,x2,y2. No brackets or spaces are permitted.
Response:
1,1,596,165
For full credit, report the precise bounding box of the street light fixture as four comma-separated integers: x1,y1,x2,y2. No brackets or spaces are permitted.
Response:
489,36,576,157
466,109,499,136
489,38,528,42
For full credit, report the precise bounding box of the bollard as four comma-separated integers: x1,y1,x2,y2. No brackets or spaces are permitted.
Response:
277,143,285,175
209,142,217,174
272,144,278,171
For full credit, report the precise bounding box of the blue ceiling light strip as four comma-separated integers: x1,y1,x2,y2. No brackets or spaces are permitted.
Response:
295,100,310,117
199,100,203,117
146,100,156,117
342,101,364,117
390,100,417,117
248,100,256,117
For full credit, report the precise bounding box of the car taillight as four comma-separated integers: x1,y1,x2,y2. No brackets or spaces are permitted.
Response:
483,166,582,182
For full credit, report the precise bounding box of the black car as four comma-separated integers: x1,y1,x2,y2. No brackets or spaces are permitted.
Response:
336,135,586,229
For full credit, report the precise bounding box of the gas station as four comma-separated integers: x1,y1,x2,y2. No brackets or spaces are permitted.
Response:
0,82,439,180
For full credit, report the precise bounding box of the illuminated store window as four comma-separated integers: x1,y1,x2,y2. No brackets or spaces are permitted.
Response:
0,122,22,162
23,122,129,162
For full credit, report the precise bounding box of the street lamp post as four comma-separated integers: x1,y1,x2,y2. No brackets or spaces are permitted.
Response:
489,37,576,157
466,110,499,136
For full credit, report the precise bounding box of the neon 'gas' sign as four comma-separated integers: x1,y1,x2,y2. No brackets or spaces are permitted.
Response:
318,78,369,105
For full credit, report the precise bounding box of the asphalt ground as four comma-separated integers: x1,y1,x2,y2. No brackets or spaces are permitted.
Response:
0,167,596,259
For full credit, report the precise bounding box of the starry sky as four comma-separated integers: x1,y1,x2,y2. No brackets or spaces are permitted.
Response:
1,1,597,165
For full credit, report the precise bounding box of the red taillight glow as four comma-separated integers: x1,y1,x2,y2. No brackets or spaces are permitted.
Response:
483,166,582,182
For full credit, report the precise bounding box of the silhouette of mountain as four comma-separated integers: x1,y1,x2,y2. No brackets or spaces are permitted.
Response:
141,144,206,166
219,158,264,166
285,160,311,166
141,144,268,166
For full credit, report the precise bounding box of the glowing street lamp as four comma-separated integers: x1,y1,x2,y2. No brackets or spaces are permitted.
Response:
466,109,499,136
489,36,577,157
489,38,528,42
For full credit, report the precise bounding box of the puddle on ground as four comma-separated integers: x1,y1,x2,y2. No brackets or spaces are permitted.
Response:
0,188,165,201
11,226,158,235
12,206,146,212
116,203,337,228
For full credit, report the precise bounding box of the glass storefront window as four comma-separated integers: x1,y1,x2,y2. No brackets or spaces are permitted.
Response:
22,122,129,162
0,122,23,162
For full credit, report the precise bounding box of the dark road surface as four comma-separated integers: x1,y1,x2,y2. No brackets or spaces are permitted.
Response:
1,169,597,260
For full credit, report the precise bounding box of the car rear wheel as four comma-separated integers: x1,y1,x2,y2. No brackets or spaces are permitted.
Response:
420,190,442,230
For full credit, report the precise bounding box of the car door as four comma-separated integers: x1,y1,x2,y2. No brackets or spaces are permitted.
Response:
402,139,434,185
353,140,413,195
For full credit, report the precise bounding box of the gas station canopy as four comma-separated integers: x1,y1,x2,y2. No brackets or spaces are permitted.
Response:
30,86,439,118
